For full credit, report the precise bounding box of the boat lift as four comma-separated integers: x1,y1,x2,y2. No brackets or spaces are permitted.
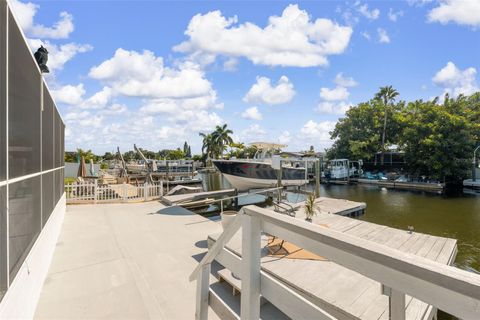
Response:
116,146,128,178
134,144,157,184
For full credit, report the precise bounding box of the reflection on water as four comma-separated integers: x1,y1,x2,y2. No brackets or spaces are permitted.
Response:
200,172,480,273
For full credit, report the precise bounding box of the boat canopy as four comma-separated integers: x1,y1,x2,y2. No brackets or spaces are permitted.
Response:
249,142,287,150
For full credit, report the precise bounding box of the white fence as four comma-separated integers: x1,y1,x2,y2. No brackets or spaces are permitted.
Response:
65,181,163,204
191,205,480,320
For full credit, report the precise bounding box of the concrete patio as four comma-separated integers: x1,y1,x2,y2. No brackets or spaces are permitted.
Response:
34,202,222,319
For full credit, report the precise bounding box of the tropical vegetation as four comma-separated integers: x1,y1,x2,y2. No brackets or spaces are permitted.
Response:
327,89,480,183
199,124,235,161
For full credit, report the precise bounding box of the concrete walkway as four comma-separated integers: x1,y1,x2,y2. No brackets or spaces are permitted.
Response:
35,202,222,319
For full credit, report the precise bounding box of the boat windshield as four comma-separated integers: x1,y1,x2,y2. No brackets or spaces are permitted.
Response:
253,149,273,160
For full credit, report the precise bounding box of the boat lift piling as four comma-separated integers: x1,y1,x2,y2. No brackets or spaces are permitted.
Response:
276,160,283,203
315,158,321,198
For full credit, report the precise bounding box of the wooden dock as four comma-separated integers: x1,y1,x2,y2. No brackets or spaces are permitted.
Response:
161,188,236,206
208,211,457,320
357,179,445,192
274,197,366,217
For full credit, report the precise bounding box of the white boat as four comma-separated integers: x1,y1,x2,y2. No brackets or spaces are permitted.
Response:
213,142,308,191
326,159,357,179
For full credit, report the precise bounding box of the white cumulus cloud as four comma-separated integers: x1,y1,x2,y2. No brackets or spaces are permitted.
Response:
10,0,74,39
388,9,404,22
51,84,85,105
334,72,358,87
358,4,380,20
377,28,391,43
428,0,480,27
174,4,353,67
90,49,214,100
30,12,74,39
244,76,295,105
320,86,349,101
81,87,113,109
100,104,128,116
316,101,352,115
300,120,336,142
240,124,267,142
278,131,291,145
317,73,356,115
241,107,263,120
432,61,478,97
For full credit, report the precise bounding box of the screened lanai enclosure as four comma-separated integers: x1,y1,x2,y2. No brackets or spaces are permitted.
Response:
0,0,65,305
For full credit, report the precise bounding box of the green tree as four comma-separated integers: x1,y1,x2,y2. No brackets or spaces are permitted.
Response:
399,97,475,182
327,100,389,160
375,86,399,165
182,141,192,158
123,150,138,161
167,148,185,160
199,132,215,162
64,151,77,163
102,152,115,161
212,124,233,158
76,148,97,162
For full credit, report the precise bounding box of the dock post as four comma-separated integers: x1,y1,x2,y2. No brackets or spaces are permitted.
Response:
234,189,239,210
276,160,282,203
315,159,321,198
122,182,127,202
347,160,350,184
195,263,210,320
241,214,261,319
93,179,98,204
382,285,406,320
166,162,170,192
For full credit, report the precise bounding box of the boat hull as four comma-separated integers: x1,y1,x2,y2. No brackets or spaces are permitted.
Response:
213,160,306,191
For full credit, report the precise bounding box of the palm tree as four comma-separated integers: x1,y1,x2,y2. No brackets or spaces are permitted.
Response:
375,86,399,165
76,148,97,163
199,132,214,161
212,124,233,158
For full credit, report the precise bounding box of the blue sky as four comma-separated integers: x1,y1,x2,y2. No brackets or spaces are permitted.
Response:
9,0,480,154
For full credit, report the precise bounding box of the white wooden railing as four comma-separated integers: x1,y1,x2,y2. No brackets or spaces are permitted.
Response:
190,205,480,320
65,181,163,204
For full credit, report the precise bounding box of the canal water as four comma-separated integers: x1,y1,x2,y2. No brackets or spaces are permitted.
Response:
200,172,480,274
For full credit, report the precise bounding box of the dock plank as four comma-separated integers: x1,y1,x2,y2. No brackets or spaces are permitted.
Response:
209,206,457,320
437,239,457,265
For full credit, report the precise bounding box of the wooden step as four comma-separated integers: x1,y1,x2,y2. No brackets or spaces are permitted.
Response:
209,280,289,320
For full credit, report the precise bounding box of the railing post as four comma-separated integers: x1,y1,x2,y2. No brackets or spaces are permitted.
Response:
195,263,210,320
144,182,148,201
123,182,127,203
382,285,405,320
94,179,98,204
160,181,163,197
241,213,261,319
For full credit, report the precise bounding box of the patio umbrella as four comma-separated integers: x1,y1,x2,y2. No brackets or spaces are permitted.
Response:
77,156,87,178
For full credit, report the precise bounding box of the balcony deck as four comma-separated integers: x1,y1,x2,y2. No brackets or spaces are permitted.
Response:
34,202,224,319
34,201,457,320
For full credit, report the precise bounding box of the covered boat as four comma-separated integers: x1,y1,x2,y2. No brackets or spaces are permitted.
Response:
212,142,307,191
